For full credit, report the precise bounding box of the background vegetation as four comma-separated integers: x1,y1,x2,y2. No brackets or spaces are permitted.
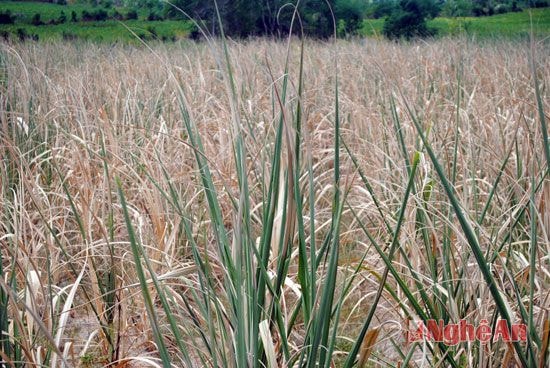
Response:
0,0,549,42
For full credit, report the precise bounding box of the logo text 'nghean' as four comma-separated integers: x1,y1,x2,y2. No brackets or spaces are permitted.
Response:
407,319,527,345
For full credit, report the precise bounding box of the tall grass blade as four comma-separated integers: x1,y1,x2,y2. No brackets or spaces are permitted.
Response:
116,178,172,368
344,151,421,367
406,100,531,368
530,36,550,171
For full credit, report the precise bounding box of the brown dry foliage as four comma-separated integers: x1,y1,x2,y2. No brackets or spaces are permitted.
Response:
0,38,548,366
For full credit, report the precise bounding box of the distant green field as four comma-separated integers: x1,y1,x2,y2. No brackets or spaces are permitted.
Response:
0,1,152,21
0,20,194,43
2,1,99,22
431,8,550,37
1,1,549,42
360,8,550,38
0,1,192,42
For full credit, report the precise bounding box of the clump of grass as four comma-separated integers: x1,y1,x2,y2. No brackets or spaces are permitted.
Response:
0,33,548,368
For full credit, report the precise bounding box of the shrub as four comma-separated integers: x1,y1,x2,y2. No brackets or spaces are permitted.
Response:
337,19,348,37
441,0,473,17
82,9,109,21
136,32,148,40
494,4,510,14
16,28,28,41
161,33,176,42
472,5,494,16
531,0,549,8
164,0,353,38
112,9,123,20
125,9,138,20
94,9,109,21
62,30,78,40
383,10,434,39
31,13,44,26
0,10,15,25
82,10,93,21
147,11,163,21
471,0,497,16
146,26,158,38
71,10,78,22
368,0,399,19
383,0,438,40
58,11,67,24
335,0,365,36
189,26,201,40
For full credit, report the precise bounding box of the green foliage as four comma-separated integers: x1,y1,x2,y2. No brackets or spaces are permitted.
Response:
442,0,549,17
125,9,138,20
0,19,194,43
472,0,497,16
147,11,163,21
145,24,157,38
366,0,399,19
335,0,366,30
0,1,548,42
82,8,109,21
163,0,264,36
58,10,66,23
300,0,337,37
383,0,439,39
441,0,474,17
31,13,43,26
0,1,96,23
163,0,212,21
112,9,123,20
16,27,38,41
0,10,15,25
429,8,550,37
224,0,258,37
360,7,550,38
163,0,364,38
62,29,77,40
81,10,91,21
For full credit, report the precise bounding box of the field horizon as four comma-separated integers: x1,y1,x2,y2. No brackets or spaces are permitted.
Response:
0,1,549,42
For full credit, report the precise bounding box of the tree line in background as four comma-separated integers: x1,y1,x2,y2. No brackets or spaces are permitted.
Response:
0,0,549,40
162,0,548,38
